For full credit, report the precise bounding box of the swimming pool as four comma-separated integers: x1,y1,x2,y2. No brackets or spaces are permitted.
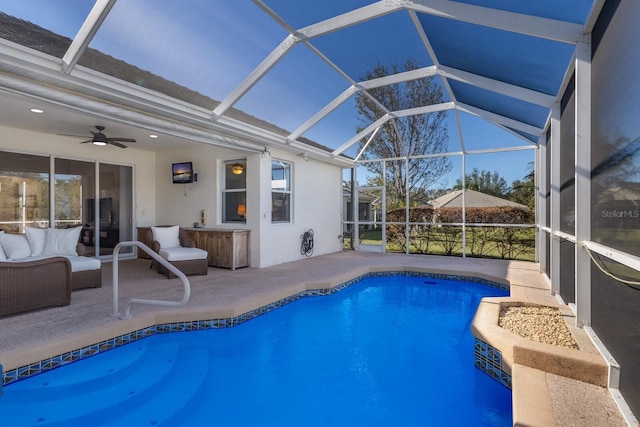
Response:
1,274,511,426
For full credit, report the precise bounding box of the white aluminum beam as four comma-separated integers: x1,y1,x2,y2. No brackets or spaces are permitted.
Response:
296,2,399,40
355,126,381,161
456,103,543,137
332,114,390,156
391,101,455,118
538,134,548,273
550,105,561,296
357,66,438,90
213,34,300,118
287,86,358,143
295,0,583,44
583,242,640,274
332,102,454,157
464,145,535,155
406,0,583,44
574,38,592,328
584,0,608,33
409,9,458,107
290,66,440,143
439,65,556,107
455,109,466,152
62,0,116,73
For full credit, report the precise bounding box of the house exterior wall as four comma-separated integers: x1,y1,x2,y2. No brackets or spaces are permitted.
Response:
155,145,343,268
0,125,157,229
2,127,344,269
258,150,343,268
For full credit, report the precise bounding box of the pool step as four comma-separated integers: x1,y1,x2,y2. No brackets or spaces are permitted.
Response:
0,343,208,426
100,348,210,426
2,339,179,400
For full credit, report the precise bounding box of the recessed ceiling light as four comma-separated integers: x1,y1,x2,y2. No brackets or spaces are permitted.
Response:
149,134,158,138
29,108,44,114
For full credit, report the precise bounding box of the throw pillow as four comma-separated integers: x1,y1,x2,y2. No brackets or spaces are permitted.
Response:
151,226,181,248
42,227,82,256
25,227,48,256
0,231,6,261
0,232,32,259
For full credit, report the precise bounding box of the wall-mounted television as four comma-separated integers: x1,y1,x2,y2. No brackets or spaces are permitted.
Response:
172,162,194,184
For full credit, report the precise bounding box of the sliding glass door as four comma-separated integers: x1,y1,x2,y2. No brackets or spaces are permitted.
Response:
97,163,133,257
53,159,133,257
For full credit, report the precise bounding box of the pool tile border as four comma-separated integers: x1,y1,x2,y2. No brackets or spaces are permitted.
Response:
2,271,509,388
474,338,512,389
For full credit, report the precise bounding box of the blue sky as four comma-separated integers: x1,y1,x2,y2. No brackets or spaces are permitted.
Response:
0,0,536,183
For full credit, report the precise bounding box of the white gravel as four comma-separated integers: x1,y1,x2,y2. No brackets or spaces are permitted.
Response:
499,305,579,349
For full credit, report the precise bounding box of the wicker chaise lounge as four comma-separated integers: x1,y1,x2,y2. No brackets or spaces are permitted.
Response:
0,256,72,317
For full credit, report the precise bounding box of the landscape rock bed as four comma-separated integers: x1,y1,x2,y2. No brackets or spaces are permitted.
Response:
499,305,579,349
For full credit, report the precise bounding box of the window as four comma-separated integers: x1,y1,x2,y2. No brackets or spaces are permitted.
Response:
271,160,291,223
223,160,246,223
0,152,50,232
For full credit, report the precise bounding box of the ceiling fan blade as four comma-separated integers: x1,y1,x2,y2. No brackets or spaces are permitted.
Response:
108,141,128,149
107,137,136,143
58,133,89,138
79,139,92,144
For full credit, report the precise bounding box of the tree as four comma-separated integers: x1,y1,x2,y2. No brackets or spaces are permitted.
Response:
509,162,535,211
454,168,509,198
355,59,451,206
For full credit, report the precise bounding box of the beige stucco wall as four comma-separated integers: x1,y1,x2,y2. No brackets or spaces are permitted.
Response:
155,144,344,268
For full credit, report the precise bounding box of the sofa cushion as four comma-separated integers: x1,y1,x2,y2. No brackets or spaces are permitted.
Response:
64,256,102,273
152,226,181,249
159,247,208,262
0,231,6,261
13,255,101,273
0,233,31,259
25,227,47,256
42,227,82,256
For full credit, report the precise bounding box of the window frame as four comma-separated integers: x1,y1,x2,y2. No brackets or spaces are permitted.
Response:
222,159,247,224
271,159,291,224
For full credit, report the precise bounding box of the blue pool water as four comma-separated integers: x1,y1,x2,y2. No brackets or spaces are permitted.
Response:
1,275,511,426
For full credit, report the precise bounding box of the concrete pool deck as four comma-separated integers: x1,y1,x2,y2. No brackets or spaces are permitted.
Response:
0,251,629,425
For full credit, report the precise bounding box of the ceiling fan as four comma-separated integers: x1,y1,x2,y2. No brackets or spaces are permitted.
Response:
64,126,137,148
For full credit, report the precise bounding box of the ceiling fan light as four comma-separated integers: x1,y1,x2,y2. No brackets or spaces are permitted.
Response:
92,140,107,146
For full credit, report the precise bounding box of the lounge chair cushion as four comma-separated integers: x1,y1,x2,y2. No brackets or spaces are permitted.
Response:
159,247,208,262
151,226,181,249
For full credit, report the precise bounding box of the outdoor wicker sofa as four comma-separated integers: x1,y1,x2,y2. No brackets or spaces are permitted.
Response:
0,227,103,317
0,256,72,317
